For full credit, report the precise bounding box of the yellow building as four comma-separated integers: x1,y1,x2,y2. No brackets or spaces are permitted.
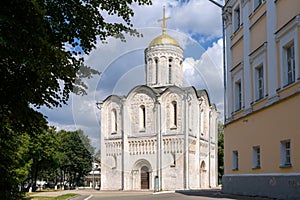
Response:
222,0,300,199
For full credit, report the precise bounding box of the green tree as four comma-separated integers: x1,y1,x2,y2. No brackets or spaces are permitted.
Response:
0,130,32,199
94,149,101,164
23,128,95,190
0,0,151,198
0,110,46,199
218,121,224,184
58,130,94,188
28,127,58,191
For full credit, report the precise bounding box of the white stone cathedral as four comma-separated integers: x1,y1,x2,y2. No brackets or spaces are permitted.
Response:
99,10,218,191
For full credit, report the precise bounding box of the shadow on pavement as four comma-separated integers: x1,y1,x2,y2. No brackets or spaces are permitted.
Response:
175,189,274,200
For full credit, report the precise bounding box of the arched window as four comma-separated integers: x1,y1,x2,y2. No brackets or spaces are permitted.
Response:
139,105,146,131
168,58,172,83
171,101,177,129
148,58,152,84
171,152,176,167
200,110,204,136
111,109,117,134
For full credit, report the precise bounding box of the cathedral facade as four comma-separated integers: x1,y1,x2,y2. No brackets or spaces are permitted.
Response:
99,15,218,191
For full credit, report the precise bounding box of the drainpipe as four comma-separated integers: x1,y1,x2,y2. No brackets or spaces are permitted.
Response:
208,109,211,188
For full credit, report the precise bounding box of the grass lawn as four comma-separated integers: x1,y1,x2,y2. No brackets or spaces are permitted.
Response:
26,193,78,200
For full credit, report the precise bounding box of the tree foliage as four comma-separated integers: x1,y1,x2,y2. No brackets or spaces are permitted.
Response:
94,149,101,164
0,0,151,198
1,0,151,110
217,121,224,184
57,129,94,187
18,128,94,192
28,127,58,191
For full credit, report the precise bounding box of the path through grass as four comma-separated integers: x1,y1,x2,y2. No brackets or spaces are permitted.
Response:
28,193,78,200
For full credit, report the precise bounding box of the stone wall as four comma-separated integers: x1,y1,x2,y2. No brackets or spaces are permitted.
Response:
222,174,300,199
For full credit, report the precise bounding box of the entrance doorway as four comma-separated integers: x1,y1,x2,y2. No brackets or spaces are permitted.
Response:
141,166,149,189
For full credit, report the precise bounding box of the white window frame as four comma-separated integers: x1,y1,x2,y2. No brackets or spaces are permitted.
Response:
279,28,299,88
280,140,292,167
170,101,177,129
232,150,239,170
139,105,146,132
234,80,242,111
286,44,295,85
250,44,267,102
147,58,152,84
253,0,264,11
232,68,243,112
200,109,204,135
254,65,264,100
233,3,241,32
252,146,261,169
111,109,117,134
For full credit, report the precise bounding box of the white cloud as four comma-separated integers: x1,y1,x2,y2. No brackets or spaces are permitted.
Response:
48,121,79,132
131,0,223,38
183,38,224,120
205,38,223,74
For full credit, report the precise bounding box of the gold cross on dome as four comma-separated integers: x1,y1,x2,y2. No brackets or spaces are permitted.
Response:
157,6,170,34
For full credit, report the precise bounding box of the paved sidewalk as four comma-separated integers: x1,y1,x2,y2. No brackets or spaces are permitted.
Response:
29,189,154,197
29,189,273,199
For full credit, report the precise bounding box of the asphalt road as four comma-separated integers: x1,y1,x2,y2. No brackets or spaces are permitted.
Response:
68,190,274,200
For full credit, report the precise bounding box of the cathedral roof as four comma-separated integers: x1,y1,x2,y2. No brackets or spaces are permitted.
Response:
148,33,180,47
100,85,215,111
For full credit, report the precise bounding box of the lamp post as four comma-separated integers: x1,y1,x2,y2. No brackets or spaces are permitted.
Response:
92,164,94,190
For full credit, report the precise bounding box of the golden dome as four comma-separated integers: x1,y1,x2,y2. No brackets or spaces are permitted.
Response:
149,33,180,47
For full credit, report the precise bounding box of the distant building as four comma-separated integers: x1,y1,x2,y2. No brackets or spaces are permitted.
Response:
223,0,300,199
98,9,218,191
84,162,101,189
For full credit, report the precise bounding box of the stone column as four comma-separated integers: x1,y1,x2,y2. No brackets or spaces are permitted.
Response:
155,95,162,191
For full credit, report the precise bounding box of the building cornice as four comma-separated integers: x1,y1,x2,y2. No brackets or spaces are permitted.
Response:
249,42,267,63
275,15,300,41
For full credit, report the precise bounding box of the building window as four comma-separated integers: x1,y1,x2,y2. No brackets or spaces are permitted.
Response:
232,150,239,170
200,110,204,136
148,58,152,84
170,101,177,129
280,140,291,167
255,66,264,100
233,5,241,32
252,146,261,169
111,109,117,134
234,80,242,111
285,44,295,86
155,58,159,84
139,105,146,132
170,152,176,167
168,58,172,84
253,0,263,11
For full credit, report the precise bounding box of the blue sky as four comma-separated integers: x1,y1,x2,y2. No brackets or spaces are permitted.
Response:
40,0,224,151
